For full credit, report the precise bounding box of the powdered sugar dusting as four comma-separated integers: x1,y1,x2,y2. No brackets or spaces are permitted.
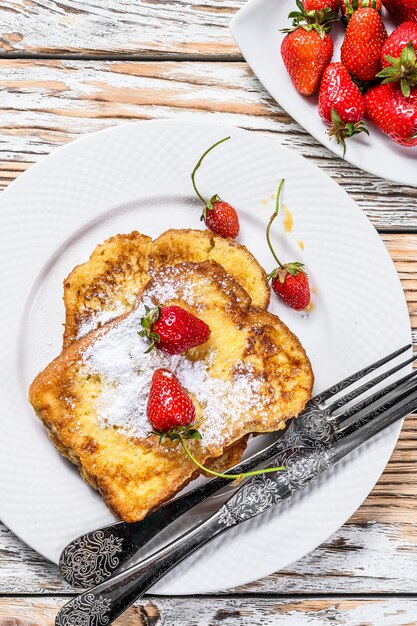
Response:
77,302,129,340
82,276,265,449
145,265,207,312
76,265,208,341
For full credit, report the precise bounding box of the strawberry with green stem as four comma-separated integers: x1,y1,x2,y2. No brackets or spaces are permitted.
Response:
267,180,310,311
139,305,210,355
318,62,368,157
281,1,338,96
147,369,285,480
191,137,240,239
341,7,388,82
377,23,417,98
365,82,417,146
341,0,381,22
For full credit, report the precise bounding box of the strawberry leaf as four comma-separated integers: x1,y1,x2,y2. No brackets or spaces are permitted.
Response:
401,41,416,66
401,78,411,98
267,268,279,281
377,67,401,78
281,3,338,36
139,306,161,352
184,429,203,441
328,111,369,158
152,423,202,443
331,108,342,129
377,43,417,98
284,261,306,277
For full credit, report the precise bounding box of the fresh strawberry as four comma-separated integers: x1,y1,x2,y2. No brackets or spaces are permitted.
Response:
281,0,337,95
341,0,381,21
266,180,311,311
147,369,197,436
382,0,417,25
377,23,417,98
341,8,388,81
318,63,368,155
139,305,210,355
365,83,417,146
271,270,311,311
191,137,239,239
147,369,285,479
281,29,334,95
203,200,239,239
303,0,340,12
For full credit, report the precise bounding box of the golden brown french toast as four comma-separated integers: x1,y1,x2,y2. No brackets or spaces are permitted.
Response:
30,261,313,522
63,229,260,472
63,229,269,348
148,229,270,310
63,232,152,349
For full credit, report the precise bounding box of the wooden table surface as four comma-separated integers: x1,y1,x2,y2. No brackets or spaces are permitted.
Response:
0,2,416,624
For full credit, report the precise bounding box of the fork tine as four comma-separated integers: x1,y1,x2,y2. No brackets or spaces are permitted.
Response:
326,354,416,415
331,386,417,464
332,368,417,427
316,344,411,404
334,372,417,435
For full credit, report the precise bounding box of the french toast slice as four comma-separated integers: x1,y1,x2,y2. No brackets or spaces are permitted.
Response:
30,261,313,522
63,229,269,348
62,228,264,470
63,232,152,349
148,229,270,310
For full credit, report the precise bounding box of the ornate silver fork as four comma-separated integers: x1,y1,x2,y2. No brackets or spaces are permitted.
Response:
59,345,416,589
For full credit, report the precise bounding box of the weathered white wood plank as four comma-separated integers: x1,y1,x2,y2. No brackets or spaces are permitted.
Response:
1,519,416,595
0,1,244,57
0,596,416,625
0,59,415,229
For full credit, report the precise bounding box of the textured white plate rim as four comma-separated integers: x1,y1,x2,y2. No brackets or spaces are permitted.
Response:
229,0,417,187
0,118,411,595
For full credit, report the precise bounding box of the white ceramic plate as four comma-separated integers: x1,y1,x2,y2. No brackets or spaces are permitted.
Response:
230,0,417,187
0,120,411,594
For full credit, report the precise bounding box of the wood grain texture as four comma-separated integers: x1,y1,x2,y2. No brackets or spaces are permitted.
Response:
0,59,415,230
1,518,416,595
0,596,416,626
0,1,244,58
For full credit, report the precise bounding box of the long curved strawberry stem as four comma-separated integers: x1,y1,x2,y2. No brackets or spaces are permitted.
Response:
191,136,230,210
178,434,285,481
266,179,286,270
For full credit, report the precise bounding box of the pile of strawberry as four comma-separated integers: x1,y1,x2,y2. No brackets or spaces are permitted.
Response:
281,0,417,150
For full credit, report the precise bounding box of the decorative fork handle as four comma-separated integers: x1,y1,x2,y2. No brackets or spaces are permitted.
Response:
60,403,334,588
56,445,330,626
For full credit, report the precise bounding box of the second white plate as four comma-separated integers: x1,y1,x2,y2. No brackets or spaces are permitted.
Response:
230,0,417,186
